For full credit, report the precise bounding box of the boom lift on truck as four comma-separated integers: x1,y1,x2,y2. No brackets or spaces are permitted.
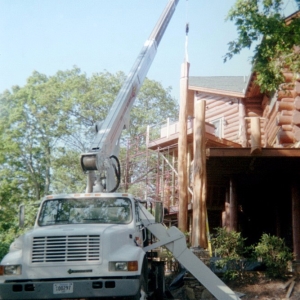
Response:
0,0,240,299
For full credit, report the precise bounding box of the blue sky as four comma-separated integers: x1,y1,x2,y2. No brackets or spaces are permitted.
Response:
0,0,298,100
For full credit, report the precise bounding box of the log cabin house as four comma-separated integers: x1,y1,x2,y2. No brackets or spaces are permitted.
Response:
148,10,300,260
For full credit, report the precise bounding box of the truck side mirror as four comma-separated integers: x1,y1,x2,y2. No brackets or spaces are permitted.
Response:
155,202,164,223
19,204,25,228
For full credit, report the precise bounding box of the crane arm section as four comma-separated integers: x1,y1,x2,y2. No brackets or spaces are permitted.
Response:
138,203,240,300
81,0,179,192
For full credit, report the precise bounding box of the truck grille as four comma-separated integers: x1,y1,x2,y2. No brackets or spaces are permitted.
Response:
31,235,101,263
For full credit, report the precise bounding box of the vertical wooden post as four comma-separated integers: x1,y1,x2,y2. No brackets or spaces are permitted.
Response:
292,182,300,261
145,126,150,200
171,153,175,206
222,202,230,230
161,156,165,202
250,117,262,155
187,144,192,204
178,61,189,232
229,178,238,231
164,180,171,212
192,99,208,248
155,148,160,201
239,99,247,147
222,187,231,231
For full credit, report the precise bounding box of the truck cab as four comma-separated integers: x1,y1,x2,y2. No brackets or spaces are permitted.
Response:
0,193,147,299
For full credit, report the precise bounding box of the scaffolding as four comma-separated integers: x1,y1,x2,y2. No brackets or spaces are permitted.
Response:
119,121,184,216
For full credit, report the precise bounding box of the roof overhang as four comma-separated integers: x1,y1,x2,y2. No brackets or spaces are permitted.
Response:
188,85,245,98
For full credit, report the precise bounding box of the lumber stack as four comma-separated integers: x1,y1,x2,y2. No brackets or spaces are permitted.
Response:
277,72,300,145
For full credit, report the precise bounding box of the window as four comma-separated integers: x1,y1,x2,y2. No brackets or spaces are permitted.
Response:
38,197,132,226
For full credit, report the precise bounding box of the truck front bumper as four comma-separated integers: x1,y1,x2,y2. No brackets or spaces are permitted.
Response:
0,276,140,299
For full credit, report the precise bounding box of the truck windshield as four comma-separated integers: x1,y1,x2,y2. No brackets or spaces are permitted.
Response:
38,197,132,226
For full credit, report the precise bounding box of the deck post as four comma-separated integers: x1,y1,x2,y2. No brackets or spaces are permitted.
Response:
178,61,189,232
192,98,208,248
292,181,300,261
229,178,238,232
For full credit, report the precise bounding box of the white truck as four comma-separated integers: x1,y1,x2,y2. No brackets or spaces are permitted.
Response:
0,0,240,299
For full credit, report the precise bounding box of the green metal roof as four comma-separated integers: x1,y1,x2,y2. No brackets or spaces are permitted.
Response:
189,76,249,94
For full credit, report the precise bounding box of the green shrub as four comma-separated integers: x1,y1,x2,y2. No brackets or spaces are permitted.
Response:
0,242,10,261
211,227,246,258
253,233,293,279
211,227,247,280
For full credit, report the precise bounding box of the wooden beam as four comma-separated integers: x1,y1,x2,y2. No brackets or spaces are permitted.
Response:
192,99,208,248
188,85,245,98
206,148,300,157
229,178,238,232
292,182,300,261
239,99,247,147
222,202,230,230
178,61,189,232
250,117,262,155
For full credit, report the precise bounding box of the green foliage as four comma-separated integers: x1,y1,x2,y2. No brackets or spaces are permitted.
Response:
0,242,10,261
0,67,179,247
127,78,178,138
225,0,300,92
51,149,86,194
211,227,246,258
211,227,247,280
211,229,293,280
253,233,293,278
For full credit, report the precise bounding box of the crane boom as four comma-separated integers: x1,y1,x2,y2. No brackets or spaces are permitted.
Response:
81,0,179,192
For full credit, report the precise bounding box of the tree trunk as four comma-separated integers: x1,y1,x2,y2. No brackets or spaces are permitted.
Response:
178,61,189,232
192,99,207,248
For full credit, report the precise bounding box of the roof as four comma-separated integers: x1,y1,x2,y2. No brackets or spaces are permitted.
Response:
189,76,249,95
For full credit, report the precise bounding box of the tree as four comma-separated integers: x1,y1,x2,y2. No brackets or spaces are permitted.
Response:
224,0,300,92
0,67,178,247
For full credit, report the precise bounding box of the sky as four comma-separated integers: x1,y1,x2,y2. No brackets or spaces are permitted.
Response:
0,0,298,101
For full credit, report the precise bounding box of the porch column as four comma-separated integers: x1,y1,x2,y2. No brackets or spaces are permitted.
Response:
229,178,238,231
178,61,189,232
292,181,300,261
192,98,207,248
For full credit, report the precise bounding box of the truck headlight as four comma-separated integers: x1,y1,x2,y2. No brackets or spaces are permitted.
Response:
0,265,22,275
109,261,138,271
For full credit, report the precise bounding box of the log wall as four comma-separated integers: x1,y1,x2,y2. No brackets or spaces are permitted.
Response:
196,72,300,148
276,72,300,145
198,93,241,143
263,98,279,147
